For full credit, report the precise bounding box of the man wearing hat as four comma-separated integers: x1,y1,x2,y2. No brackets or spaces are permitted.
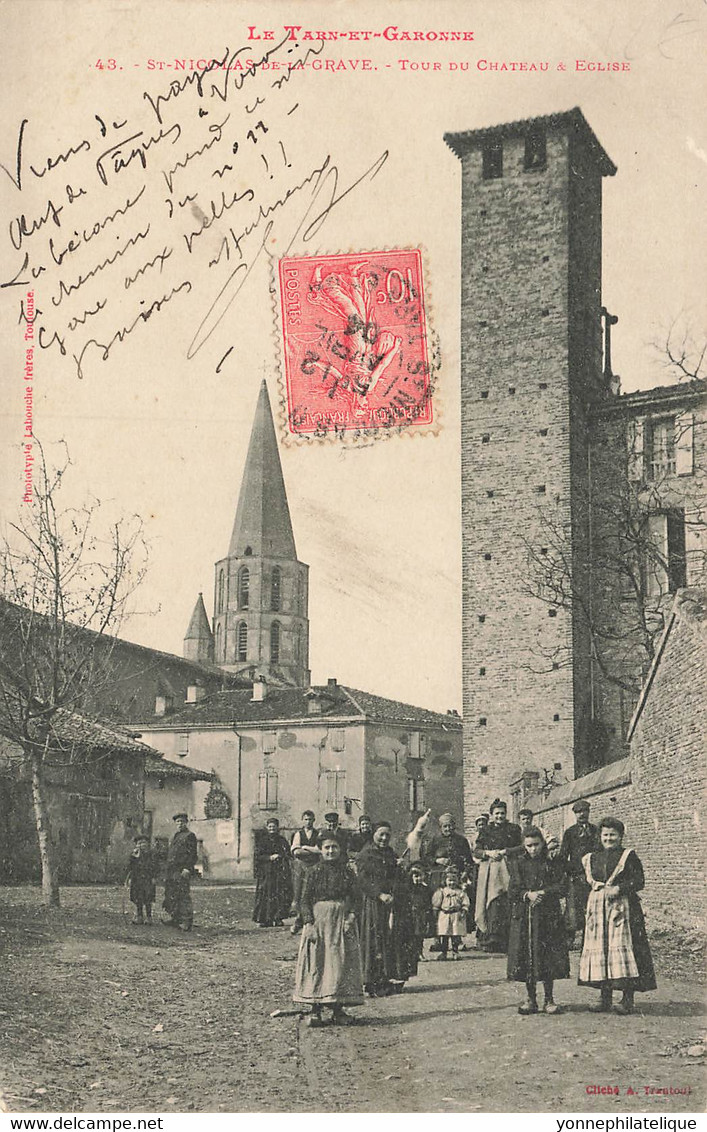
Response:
163,813,198,931
558,801,600,944
318,812,350,860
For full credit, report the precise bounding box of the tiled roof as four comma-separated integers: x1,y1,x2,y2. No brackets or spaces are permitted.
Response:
444,107,616,175
144,753,212,781
51,710,158,754
140,684,462,730
592,378,707,418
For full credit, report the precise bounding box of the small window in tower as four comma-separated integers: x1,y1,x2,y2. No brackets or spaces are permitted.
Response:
524,128,547,170
540,547,549,555
238,566,250,610
542,254,550,263
479,321,488,329
271,566,281,612
244,546,253,557
554,762,562,770
237,621,248,662
480,390,489,400
482,138,503,180
480,766,488,775
217,569,225,613
484,553,492,561
552,662,560,670
539,382,548,390
482,434,490,444
479,717,487,727
553,714,560,722
478,614,486,624
539,428,548,437
536,485,547,494
479,667,486,676
270,621,281,664
481,265,489,275
541,308,550,317
508,386,516,395
486,490,495,498
548,608,557,618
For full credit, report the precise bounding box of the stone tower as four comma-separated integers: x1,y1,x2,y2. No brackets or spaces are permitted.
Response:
183,592,214,664
208,379,309,686
444,109,616,825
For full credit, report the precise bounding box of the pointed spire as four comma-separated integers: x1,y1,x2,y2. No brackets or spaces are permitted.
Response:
183,593,214,663
228,380,296,559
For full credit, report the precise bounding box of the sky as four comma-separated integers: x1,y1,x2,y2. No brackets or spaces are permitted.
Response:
0,0,705,713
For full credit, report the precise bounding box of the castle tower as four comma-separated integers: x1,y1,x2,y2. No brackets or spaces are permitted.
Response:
211,379,310,686
183,592,214,664
444,109,616,824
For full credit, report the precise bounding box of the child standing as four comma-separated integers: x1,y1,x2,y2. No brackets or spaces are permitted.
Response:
126,835,156,925
408,863,434,962
507,826,570,1014
578,816,656,1015
431,866,470,960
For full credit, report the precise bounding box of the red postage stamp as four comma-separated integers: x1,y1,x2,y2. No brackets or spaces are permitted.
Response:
277,249,433,436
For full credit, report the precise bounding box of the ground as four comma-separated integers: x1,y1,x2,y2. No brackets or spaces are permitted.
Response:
0,885,704,1114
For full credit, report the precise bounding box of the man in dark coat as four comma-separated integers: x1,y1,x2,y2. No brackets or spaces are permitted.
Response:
558,800,600,941
163,813,198,931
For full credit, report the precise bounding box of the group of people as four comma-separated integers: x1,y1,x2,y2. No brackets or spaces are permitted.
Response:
126,802,657,1025
253,801,656,1025
125,812,197,931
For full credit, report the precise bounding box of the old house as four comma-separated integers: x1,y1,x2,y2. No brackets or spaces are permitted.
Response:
138,680,463,879
0,711,209,883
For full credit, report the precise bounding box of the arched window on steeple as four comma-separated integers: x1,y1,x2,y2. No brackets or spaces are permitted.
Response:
238,566,250,609
271,566,281,612
237,621,248,662
270,621,281,664
215,623,223,662
217,569,225,613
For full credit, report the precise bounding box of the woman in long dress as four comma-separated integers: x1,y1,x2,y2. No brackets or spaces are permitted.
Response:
578,816,656,1015
507,826,570,1014
253,818,293,927
356,821,415,995
473,799,522,952
293,834,364,1026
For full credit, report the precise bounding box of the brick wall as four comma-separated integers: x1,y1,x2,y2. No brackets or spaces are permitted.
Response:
455,120,611,832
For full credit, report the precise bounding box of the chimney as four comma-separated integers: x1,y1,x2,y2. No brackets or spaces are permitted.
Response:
327,678,337,688
252,676,268,702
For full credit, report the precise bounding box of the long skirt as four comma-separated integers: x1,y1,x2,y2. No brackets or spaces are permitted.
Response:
253,861,293,925
475,859,511,952
579,890,657,992
359,895,413,988
293,901,364,1006
507,899,570,982
565,874,591,934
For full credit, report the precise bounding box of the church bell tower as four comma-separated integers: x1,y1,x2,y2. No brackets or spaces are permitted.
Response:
194,379,310,686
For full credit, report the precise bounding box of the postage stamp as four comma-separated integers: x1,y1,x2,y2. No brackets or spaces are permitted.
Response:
276,249,433,437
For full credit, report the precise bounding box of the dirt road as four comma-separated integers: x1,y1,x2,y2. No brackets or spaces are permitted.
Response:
1,886,704,1113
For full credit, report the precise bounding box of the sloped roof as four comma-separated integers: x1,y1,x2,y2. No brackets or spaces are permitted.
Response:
444,107,616,176
144,753,212,781
139,684,462,730
184,593,213,643
227,379,298,560
50,710,158,754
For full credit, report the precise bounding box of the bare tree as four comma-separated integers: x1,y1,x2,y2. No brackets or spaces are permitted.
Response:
522,380,706,716
0,442,148,905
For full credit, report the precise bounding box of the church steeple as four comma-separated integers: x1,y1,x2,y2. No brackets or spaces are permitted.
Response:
211,380,310,686
229,379,297,559
183,593,214,664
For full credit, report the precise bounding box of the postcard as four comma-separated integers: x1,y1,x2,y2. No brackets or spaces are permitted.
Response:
0,0,704,1117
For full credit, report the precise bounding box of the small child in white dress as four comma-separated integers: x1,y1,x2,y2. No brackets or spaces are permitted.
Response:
431,866,470,960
